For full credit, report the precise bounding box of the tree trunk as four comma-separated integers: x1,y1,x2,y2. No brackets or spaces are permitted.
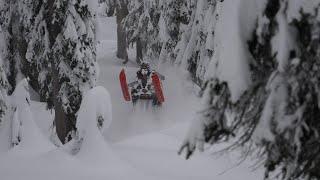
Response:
52,67,73,143
136,37,143,64
116,1,129,63
6,14,19,95
46,0,72,144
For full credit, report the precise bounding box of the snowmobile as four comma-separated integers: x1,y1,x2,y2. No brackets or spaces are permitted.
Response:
119,62,165,107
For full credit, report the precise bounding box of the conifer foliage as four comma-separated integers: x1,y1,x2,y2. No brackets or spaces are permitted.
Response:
180,0,320,179
0,57,7,126
123,0,219,85
0,0,98,143
50,0,98,142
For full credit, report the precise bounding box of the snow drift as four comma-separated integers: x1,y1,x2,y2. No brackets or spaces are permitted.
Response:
0,78,54,154
74,86,141,177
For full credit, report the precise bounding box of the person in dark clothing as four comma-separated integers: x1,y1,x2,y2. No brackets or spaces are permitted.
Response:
130,62,160,106
136,62,151,87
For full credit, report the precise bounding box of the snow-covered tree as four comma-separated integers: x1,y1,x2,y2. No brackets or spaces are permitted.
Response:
174,0,218,85
157,0,187,64
124,0,186,65
180,0,320,179
49,0,99,143
10,78,32,147
0,1,23,93
123,0,146,63
109,0,169,64
102,0,129,63
0,56,8,127
8,78,54,151
1,0,99,144
0,0,46,94
74,86,112,155
124,0,218,85
251,1,320,178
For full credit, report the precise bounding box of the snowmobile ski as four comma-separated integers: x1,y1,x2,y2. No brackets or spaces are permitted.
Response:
151,73,165,103
119,69,131,101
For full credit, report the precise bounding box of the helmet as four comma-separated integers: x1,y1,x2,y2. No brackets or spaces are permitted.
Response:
140,62,150,70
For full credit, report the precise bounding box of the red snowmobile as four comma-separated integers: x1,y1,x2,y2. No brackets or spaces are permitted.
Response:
119,62,165,107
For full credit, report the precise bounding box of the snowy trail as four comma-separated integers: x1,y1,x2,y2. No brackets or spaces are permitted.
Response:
96,18,263,180
98,46,200,142
97,26,200,142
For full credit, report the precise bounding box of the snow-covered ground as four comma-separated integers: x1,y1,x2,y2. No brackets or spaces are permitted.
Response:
0,17,263,180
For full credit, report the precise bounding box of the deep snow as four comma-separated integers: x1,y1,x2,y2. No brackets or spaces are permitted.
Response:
0,17,263,180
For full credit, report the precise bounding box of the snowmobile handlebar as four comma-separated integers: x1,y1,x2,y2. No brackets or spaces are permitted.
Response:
128,71,165,88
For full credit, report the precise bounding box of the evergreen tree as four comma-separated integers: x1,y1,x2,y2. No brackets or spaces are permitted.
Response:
124,0,217,86
102,0,129,63
0,0,99,144
124,0,185,65
0,56,8,126
124,0,161,63
0,0,22,93
50,0,98,143
174,0,218,85
158,0,185,64
180,0,320,179
42,0,98,143
0,28,10,150
123,0,144,63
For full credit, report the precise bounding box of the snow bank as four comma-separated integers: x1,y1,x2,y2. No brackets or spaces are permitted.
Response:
76,86,112,138
115,122,264,180
8,79,54,154
75,86,112,161
0,114,10,152
74,86,144,177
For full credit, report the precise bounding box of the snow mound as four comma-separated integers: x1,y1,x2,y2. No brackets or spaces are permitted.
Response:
75,86,112,162
77,86,112,137
74,86,143,177
9,79,54,155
